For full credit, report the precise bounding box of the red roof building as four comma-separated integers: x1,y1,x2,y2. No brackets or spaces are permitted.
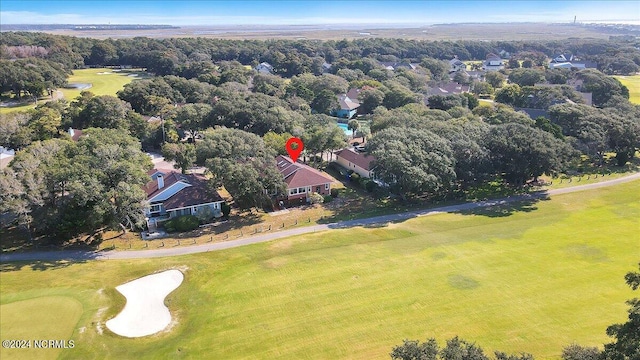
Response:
275,155,334,202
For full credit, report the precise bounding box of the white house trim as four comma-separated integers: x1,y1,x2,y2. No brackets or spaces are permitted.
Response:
149,182,191,203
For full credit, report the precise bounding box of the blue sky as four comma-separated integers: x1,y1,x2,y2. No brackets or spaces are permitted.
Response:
1,1,638,25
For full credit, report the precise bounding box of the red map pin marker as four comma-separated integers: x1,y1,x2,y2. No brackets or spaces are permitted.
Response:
285,137,304,163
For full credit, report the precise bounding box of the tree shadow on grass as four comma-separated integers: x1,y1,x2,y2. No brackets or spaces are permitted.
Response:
456,191,550,218
0,255,94,273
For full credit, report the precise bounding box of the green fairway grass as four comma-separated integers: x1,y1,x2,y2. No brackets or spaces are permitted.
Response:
0,68,145,114
0,296,83,360
1,181,639,359
59,68,146,101
615,74,640,104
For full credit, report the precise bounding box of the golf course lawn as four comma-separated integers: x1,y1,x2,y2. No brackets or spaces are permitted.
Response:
1,180,639,359
0,296,82,360
59,68,146,101
0,68,144,114
615,74,640,104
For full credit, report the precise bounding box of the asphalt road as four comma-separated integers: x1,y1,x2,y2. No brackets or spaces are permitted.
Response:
2,172,639,263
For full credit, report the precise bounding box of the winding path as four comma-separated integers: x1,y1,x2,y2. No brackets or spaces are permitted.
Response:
2,173,639,263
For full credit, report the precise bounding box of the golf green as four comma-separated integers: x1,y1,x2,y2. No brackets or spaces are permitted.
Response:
1,180,638,359
0,296,82,360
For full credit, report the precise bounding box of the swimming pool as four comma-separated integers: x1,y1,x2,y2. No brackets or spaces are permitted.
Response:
337,123,351,136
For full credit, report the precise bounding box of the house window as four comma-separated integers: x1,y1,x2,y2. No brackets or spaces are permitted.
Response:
325,183,329,190
150,204,161,213
298,187,306,193
290,188,298,195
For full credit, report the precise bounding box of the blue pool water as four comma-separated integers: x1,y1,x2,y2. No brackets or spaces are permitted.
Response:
337,123,351,136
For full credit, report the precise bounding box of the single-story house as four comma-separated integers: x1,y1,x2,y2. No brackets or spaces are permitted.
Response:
334,148,376,179
379,61,418,71
144,169,224,225
549,54,597,70
514,107,550,119
449,57,467,73
465,70,485,81
549,61,597,70
255,62,274,74
275,155,334,203
68,128,83,142
427,82,470,97
0,146,15,169
333,94,360,119
483,53,504,71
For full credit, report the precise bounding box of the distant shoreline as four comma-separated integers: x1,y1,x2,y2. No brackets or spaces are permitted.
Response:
1,22,637,41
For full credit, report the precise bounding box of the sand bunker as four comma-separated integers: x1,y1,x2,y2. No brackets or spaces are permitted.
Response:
106,269,183,337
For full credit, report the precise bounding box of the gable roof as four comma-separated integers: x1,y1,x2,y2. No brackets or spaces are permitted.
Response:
161,173,223,210
275,155,334,188
378,61,418,71
68,128,83,141
338,94,360,110
335,148,375,171
450,58,465,66
143,170,184,198
143,169,223,209
427,82,470,96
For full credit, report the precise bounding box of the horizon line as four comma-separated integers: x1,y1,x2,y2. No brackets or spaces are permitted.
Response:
2,20,639,26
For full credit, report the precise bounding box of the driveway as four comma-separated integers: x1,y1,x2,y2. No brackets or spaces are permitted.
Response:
2,172,639,263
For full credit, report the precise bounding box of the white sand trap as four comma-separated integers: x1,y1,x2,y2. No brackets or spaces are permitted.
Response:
96,71,113,75
106,269,183,337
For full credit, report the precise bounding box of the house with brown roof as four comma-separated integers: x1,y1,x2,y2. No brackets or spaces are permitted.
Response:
144,169,224,224
275,155,334,203
427,82,470,97
334,148,376,179
68,128,83,141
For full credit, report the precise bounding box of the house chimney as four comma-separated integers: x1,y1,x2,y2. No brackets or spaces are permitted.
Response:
157,174,164,189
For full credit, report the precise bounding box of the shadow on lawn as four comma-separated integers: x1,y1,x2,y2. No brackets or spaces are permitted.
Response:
456,191,551,218
320,190,552,232
0,254,95,273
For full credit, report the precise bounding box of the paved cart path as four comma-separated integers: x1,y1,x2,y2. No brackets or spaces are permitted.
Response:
2,172,639,263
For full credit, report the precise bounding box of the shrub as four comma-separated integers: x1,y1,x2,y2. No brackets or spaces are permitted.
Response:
164,215,200,233
308,192,324,204
221,202,231,219
330,188,339,198
195,206,215,222
323,195,333,203
364,179,378,192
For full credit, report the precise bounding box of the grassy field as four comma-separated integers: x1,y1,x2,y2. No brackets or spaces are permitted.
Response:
43,23,614,41
1,180,639,359
0,68,144,114
0,296,83,360
59,68,146,100
615,74,640,104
